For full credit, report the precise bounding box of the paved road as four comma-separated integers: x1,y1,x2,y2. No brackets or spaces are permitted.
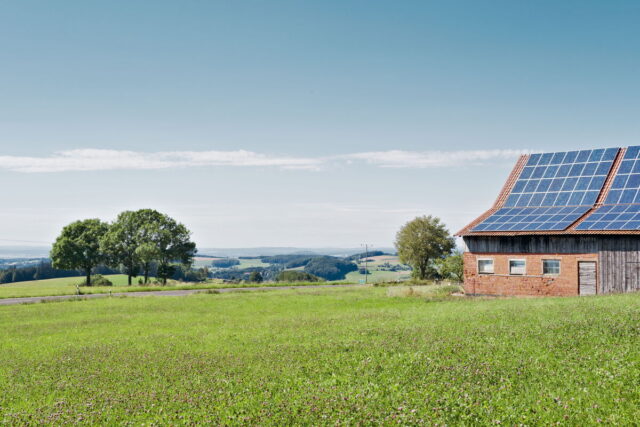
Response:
0,284,361,307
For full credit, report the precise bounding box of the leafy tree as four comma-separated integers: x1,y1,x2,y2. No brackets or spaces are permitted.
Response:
437,251,464,282
50,219,109,286
133,210,196,285
395,216,455,281
249,271,263,283
100,211,144,286
135,243,159,284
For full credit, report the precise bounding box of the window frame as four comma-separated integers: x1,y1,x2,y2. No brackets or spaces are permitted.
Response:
509,259,527,276
477,258,495,275
542,258,561,276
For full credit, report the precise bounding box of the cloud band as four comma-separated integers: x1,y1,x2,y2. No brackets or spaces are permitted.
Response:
0,148,530,173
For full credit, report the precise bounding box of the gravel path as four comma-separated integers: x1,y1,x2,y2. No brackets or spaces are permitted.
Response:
0,284,361,306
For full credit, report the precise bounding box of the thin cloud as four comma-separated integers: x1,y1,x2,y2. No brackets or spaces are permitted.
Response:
0,148,530,173
340,149,531,168
0,149,323,173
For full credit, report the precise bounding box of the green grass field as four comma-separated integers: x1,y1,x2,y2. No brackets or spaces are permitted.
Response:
0,275,348,299
1,287,639,424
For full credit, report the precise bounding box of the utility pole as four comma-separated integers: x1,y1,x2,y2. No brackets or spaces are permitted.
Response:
361,243,370,284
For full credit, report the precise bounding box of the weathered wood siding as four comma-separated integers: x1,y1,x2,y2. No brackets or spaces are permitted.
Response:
598,237,640,293
463,235,640,294
464,236,600,254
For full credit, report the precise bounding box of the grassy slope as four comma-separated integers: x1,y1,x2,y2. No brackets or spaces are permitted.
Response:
0,275,134,299
1,288,639,424
0,275,347,299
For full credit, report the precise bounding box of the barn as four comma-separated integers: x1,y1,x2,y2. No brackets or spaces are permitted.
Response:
457,146,640,297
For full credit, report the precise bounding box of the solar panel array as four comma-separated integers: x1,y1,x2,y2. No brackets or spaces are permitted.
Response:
575,204,640,231
472,206,591,232
576,145,640,231
503,148,618,208
472,148,619,232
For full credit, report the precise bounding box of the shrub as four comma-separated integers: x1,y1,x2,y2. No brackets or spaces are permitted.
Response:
249,271,263,283
275,270,323,282
79,274,113,287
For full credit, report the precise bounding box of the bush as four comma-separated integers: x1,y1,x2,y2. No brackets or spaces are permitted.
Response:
275,270,323,282
79,274,113,287
249,271,263,283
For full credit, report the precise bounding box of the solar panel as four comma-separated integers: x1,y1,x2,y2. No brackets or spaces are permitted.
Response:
503,148,618,208
471,147,619,232
472,206,591,232
575,204,640,231
575,145,640,231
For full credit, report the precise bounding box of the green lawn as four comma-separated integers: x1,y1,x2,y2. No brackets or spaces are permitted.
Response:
1,287,639,424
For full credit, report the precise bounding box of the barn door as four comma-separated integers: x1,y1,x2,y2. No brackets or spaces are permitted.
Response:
625,262,640,292
578,262,597,296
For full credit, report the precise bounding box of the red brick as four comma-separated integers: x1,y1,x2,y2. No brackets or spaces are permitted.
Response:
463,252,598,297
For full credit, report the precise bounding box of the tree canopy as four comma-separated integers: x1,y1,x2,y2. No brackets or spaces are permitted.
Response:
50,219,109,286
51,210,197,286
395,216,455,280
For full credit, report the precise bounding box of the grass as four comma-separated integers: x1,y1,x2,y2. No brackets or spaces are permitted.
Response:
0,275,351,299
1,287,640,424
344,269,411,283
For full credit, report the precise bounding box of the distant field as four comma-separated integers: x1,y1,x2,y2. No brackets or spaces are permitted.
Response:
194,257,270,269
192,257,223,268
344,269,410,283
236,258,270,268
1,288,640,423
348,255,411,283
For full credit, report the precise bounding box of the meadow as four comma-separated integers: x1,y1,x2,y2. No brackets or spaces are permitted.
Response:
1,287,639,424
0,275,344,299
345,255,412,283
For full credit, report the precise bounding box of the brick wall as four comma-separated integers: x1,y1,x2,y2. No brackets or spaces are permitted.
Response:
463,252,598,297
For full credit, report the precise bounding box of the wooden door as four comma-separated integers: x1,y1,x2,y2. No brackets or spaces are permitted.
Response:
625,262,640,292
578,261,597,296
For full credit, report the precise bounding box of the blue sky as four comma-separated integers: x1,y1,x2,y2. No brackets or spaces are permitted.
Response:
1,1,639,248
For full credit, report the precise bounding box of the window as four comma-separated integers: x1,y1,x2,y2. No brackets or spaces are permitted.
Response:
542,259,561,275
478,259,494,274
509,259,526,275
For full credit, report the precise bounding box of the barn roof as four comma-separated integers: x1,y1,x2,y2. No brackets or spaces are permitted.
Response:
457,146,640,237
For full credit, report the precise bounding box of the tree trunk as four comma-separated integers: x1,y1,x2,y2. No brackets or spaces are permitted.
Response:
144,265,149,284
128,274,132,286
86,269,91,287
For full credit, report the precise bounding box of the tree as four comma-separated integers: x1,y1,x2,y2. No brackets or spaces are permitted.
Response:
249,271,263,283
136,211,196,285
100,211,144,286
395,216,455,281
437,251,464,282
50,219,109,286
135,242,159,284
